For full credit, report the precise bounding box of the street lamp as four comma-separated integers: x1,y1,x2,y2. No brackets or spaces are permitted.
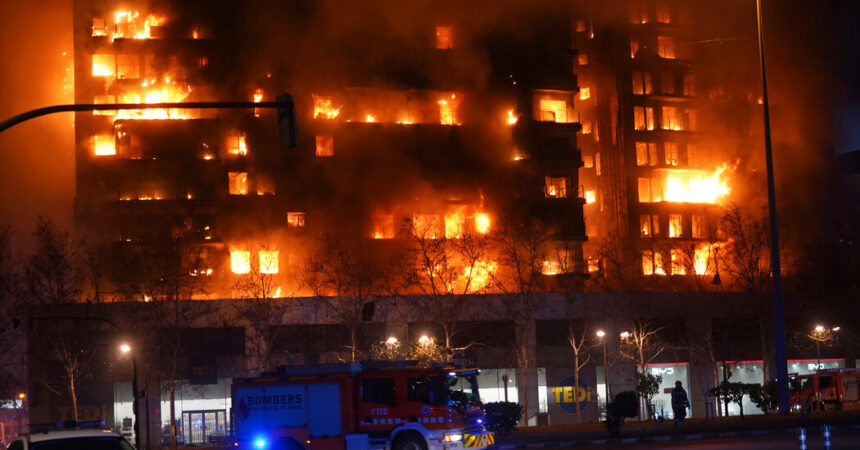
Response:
16,393,25,432
385,336,399,346
120,343,142,450
418,335,431,345
596,330,610,400
808,325,840,371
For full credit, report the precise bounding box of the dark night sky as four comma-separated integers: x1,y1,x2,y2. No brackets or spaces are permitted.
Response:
0,0,857,251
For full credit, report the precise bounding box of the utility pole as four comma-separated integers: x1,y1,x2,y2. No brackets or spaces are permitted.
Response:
755,0,790,415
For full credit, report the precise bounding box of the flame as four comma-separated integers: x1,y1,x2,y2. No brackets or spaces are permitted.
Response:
111,76,193,121
230,250,251,274
412,215,441,239
365,114,377,123
230,135,247,155
372,214,394,239
694,246,710,275
253,89,263,103
313,95,340,119
662,163,733,204
93,135,116,155
259,250,279,274
463,260,496,292
96,11,164,41
445,209,466,239
507,109,518,125
539,99,568,123
474,213,491,234
438,94,459,125
584,190,596,204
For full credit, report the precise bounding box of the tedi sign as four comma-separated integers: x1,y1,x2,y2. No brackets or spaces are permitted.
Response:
550,376,594,414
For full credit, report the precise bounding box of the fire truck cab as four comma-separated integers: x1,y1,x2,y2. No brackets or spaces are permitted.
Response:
232,361,494,450
789,369,860,412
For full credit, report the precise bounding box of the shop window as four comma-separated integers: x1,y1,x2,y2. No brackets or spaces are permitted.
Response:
656,2,671,23
228,172,248,195
435,26,453,49
544,176,569,198
669,214,683,237
657,36,675,59
539,100,568,123
259,250,279,274
692,214,705,238
662,106,680,130
661,71,675,94
230,250,251,274
636,142,658,166
315,135,334,157
671,249,686,274
664,142,679,166
287,212,306,228
632,71,653,95
683,73,695,96
634,106,655,130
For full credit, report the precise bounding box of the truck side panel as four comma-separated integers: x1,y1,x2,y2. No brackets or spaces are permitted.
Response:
308,383,342,438
234,385,306,441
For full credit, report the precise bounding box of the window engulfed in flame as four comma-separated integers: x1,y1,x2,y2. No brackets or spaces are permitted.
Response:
639,164,733,204
93,11,164,41
642,250,666,275
372,214,395,239
541,251,571,275
230,250,251,274
93,135,116,156
506,109,518,125
259,250,279,274
313,95,340,119
229,134,247,155
463,260,496,293
669,214,682,237
445,210,466,239
671,249,686,275
365,114,377,123
584,190,596,204
545,176,569,198
92,55,115,77
694,245,711,275
103,77,194,121
315,135,334,157
287,212,306,228
539,100,568,123
579,87,591,100
412,214,442,240
228,172,248,195
474,213,491,234
438,94,459,125
436,26,454,49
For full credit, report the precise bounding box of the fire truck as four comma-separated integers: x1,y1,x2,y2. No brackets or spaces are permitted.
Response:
231,361,495,450
789,369,860,412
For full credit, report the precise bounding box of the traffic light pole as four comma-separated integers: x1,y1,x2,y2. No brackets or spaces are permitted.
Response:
0,98,296,146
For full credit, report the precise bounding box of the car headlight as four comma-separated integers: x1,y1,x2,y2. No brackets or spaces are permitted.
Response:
444,434,463,442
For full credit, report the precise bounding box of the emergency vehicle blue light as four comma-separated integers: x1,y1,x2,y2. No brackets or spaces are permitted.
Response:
477,419,483,424
254,439,266,448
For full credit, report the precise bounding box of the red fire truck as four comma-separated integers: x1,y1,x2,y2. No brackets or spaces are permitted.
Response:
231,361,495,450
789,369,860,412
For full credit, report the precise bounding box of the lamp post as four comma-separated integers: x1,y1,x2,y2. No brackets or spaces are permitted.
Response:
121,343,142,450
16,392,25,433
596,330,610,401
755,0,790,415
808,325,840,371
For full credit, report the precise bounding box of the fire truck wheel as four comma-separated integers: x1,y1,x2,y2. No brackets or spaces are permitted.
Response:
393,432,427,450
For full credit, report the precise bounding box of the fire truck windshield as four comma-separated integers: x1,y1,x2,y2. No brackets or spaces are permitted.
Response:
447,374,481,409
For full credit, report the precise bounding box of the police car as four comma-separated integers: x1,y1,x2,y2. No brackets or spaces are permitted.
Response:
6,422,134,450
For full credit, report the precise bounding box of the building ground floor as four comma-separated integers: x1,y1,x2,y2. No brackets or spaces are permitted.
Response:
24,292,856,447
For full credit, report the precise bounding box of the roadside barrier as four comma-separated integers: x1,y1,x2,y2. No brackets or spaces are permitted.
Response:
797,427,807,450
821,424,831,450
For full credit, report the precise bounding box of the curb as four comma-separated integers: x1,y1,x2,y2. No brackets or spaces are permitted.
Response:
491,423,860,448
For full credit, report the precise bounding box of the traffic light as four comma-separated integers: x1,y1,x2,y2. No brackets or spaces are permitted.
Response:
276,93,297,148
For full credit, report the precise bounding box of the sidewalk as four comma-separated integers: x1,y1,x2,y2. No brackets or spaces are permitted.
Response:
492,412,860,447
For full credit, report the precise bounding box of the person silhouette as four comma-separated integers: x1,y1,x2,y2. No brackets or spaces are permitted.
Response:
671,380,690,425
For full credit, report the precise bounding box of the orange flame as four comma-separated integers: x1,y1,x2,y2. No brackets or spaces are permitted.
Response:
662,162,734,204
506,109,518,125
313,95,340,119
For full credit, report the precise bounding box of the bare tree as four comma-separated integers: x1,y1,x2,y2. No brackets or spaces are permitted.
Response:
617,319,666,420
590,230,643,292
233,248,299,374
303,233,390,362
25,218,94,423
490,217,554,425
111,241,212,449
0,226,25,404
396,216,492,357
567,320,596,424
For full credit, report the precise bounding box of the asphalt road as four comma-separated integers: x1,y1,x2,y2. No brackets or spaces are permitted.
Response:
537,428,860,449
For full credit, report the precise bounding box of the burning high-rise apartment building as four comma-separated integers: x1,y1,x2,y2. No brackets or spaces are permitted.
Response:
24,0,800,440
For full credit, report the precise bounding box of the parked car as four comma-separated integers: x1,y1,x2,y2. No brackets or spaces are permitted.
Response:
6,422,134,450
